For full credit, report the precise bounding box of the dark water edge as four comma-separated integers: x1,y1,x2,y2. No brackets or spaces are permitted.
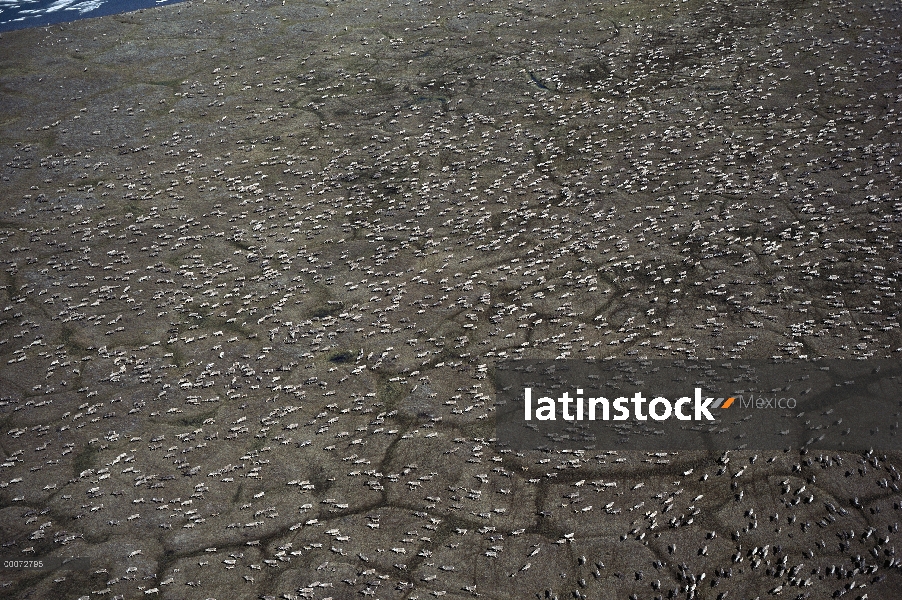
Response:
0,0,186,33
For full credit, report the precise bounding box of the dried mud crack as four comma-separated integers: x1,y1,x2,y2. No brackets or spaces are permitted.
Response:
1,0,901,598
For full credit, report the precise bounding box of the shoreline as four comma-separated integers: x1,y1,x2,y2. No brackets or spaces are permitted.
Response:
0,0,186,33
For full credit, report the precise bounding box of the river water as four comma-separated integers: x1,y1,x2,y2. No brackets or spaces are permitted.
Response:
1,0,184,32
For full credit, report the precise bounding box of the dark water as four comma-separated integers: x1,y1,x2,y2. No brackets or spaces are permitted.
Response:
0,0,185,33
